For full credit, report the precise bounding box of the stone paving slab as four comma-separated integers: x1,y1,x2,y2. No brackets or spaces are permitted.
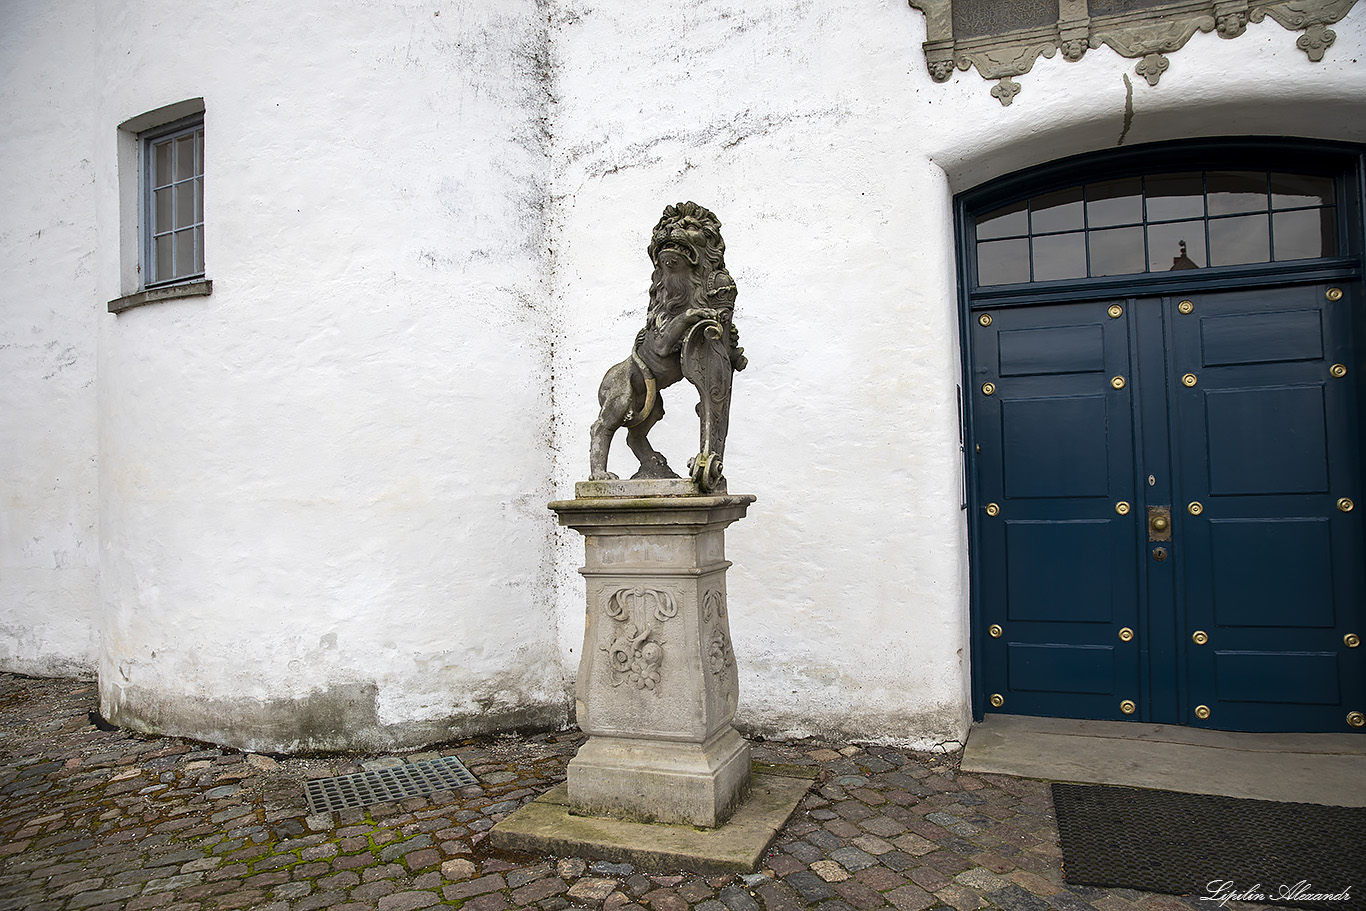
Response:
0,673,1291,911
488,774,812,873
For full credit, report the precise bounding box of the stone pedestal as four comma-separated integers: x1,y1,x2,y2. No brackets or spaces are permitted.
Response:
550,481,755,828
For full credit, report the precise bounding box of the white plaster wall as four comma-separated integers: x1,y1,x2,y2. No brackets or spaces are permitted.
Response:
0,1,101,678
547,0,1366,749
92,0,564,752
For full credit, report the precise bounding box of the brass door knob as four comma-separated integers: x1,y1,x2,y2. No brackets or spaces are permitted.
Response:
1118,627,1134,642
990,693,1004,708
989,624,1003,638
1346,633,1361,648
1120,700,1136,715
1192,630,1209,645
1195,705,1211,720
1151,515,1169,532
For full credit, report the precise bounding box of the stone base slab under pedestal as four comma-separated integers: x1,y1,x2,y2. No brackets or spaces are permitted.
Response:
567,728,751,828
486,772,813,874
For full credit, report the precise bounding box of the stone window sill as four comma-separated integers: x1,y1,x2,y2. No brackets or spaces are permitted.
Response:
108,279,212,314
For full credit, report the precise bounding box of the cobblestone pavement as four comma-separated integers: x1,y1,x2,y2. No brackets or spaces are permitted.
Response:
1,674,1232,911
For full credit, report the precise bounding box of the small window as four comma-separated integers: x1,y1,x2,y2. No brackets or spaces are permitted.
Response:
973,170,1339,287
143,118,204,287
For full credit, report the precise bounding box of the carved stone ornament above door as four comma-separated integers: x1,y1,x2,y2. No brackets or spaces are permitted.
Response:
907,0,1359,105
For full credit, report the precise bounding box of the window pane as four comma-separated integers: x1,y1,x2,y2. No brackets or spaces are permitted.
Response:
1086,178,1143,228
175,183,196,229
1273,208,1337,260
1207,171,1268,216
1146,172,1204,222
155,234,173,282
175,135,196,181
1208,214,1270,266
976,201,1028,240
1088,226,1145,276
1031,187,1084,234
194,226,205,274
195,178,203,222
174,228,196,277
977,238,1030,285
154,140,173,187
1033,231,1087,281
155,187,172,232
1271,173,1334,209
1147,221,1205,271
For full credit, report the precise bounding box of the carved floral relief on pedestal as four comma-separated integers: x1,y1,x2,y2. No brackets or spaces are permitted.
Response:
601,587,678,692
907,0,1359,105
701,589,736,703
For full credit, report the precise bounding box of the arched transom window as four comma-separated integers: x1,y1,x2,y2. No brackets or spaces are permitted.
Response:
974,170,1339,287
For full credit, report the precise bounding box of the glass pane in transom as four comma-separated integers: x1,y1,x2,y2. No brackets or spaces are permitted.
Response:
976,200,1028,240
1207,171,1268,216
1088,226,1145,277
1032,231,1086,281
1147,221,1205,271
1086,178,1143,228
1273,208,1337,261
1030,187,1084,234
977,237,1030,285
1208,213,1270,266
1271,173,1334,209
1145,172,1204,222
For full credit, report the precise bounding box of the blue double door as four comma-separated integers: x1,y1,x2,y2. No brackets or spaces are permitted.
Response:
971,282,1365,732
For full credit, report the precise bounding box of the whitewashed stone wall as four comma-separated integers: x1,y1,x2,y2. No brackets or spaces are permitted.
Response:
90,0,563,752
0,1,101,678
2,0,1363,752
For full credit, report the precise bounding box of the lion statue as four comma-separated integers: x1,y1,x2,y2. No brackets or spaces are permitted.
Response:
588,202,747,490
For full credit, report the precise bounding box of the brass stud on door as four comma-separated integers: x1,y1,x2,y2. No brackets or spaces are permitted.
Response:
1345,633,1361,648
1108,305,1123,318
1349,711,1365,728
985,503,1000,517
989,624,1003,638
979,313,993,327
1178,300,1194,314
1331,364,1348,378
1115,501,1131,516
1120,700,1136,715
1118,627,1134,642
1327,287,1343,302
1339,498,1355,513
982,382,996,396
1111,376,1127,389
1195,705,1211,720
1192,630,1209,645
1188,501,1203,516
990,694,1005,708
1182,373,1198,387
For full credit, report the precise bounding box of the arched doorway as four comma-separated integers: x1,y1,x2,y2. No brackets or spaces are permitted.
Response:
959,139,1366,732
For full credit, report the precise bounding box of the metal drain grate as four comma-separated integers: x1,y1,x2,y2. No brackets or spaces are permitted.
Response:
304,755,478,814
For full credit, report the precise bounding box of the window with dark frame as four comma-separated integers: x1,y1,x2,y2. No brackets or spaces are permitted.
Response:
973,170,1340,287
143,117,204,287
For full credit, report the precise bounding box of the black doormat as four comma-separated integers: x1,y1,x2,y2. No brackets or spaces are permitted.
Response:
1051,783,1364,909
